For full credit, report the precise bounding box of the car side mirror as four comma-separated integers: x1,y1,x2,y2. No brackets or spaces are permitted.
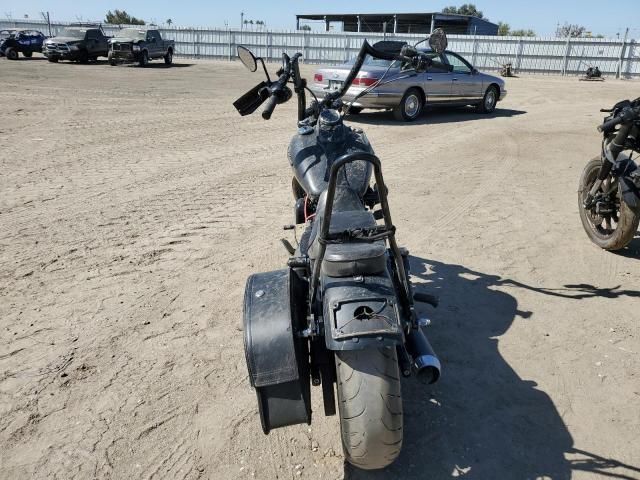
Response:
472,68,478,74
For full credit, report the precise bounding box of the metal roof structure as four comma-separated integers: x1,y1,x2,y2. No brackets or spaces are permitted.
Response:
296,12,498,35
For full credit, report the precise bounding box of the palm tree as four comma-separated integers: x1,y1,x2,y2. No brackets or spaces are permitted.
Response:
166,18,173,27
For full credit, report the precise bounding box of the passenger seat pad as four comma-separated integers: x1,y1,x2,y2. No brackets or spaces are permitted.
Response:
310,210,387,277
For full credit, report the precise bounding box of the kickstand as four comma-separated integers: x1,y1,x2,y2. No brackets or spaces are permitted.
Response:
280,238,296,255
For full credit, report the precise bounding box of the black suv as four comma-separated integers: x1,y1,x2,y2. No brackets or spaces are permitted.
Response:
43,25,110,63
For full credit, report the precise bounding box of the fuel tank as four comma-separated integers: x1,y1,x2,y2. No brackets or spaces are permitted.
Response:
288,111,374,199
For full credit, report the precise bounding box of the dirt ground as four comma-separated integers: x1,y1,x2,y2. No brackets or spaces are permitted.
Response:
0,54,639,480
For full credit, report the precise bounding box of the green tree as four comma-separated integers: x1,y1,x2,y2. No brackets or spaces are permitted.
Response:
510,29,536,37
442,4,484,19
300,25,311,31
498,22,510,36
166,18,173,26
105,9,145,25
555,23,586,38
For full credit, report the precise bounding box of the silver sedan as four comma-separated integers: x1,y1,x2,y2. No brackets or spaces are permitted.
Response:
309,49,507,121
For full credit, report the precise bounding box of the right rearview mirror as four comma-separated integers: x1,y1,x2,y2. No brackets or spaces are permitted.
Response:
429,28,448,54
237,45,257,72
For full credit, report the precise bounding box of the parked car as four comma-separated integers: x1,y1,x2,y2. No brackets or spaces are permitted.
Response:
0,29,46,60
309,48,507,121
108,28,174,67
43,25,110,63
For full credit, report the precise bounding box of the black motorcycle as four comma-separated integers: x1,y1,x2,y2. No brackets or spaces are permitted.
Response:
579,98,640,250
234,30,452,469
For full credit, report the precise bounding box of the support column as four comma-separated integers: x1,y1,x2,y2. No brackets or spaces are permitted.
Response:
296,17,299,30
562,36,571,75
515,37,524,73
430,15,435,34
325,16,329,32
357,15,361,33
393,15,397,34
617,27,629,79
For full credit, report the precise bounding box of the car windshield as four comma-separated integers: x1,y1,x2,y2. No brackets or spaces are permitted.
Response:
114,28,146,40
0,30,16,39
57,28,87,38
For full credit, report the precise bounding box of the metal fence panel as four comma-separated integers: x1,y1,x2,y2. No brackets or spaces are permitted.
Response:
1,18,638,77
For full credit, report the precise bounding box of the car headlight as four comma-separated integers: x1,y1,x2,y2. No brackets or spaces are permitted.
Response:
69,45,78,51
132,44,141,51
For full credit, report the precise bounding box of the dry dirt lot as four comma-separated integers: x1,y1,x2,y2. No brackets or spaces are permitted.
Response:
0,55,639,480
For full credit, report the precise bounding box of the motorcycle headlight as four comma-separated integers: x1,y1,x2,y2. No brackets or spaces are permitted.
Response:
132,44,141,51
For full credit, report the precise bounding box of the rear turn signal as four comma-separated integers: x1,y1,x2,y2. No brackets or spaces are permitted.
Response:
314,73,323,82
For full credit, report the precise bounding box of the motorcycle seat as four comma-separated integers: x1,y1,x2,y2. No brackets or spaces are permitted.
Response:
309,209,387,277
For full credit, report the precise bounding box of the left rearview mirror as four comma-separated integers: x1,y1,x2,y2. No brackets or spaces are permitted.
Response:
237,45,257,72
428,28,448,54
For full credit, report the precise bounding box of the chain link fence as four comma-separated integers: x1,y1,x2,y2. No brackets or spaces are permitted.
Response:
2,18,638,77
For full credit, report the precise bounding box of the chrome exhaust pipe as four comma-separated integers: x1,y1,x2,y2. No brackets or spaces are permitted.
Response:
406,328,441,384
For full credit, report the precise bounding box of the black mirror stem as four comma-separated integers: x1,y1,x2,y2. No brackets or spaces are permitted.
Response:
258,57,271,83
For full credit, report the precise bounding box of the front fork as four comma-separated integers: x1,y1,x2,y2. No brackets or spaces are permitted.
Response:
584,143,616,209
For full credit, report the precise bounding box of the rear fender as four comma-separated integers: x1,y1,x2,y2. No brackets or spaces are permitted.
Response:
322,272,403,351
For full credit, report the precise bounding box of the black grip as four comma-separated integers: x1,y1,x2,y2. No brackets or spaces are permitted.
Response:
262,95,278,120
598,116,623,133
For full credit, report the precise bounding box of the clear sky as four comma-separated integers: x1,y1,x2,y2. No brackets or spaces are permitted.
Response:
3,0,640,38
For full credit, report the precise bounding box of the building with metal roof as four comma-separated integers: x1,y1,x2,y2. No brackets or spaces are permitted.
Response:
296,12,498,35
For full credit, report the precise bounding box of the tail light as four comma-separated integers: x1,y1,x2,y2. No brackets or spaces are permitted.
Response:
314,73,323,82
353,76,379,87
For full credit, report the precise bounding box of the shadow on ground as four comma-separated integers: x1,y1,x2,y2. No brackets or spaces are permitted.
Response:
124,62,195,69
611,234,640,260
342,257,639,480
346,107,526,126
2,56,48,61
47,59,194,68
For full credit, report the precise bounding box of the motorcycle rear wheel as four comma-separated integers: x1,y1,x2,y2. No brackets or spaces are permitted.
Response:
578,156,640,250
335,347,403,470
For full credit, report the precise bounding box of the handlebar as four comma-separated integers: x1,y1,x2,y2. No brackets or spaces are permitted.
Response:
598,115,625,133
234,40,453,121
261,95,278,120
598,105,640,133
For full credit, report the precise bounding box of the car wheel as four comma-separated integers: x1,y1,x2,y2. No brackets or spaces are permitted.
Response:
139,50,149,67
346,106,363,115
108,52,117,66
6,47,18,60
47,56,59,63
477,85,498,113
23,51,33,58
164,50,173,66
78,50,89,64
393,88,423,122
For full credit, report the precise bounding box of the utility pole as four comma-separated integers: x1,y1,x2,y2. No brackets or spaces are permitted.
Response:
40,11,51,36
616,27,629,79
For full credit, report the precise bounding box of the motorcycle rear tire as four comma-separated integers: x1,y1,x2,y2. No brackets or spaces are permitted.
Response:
578,156,640,250
335,347,403,470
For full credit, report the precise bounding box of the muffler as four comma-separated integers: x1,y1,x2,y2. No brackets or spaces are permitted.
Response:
406,328,441,384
